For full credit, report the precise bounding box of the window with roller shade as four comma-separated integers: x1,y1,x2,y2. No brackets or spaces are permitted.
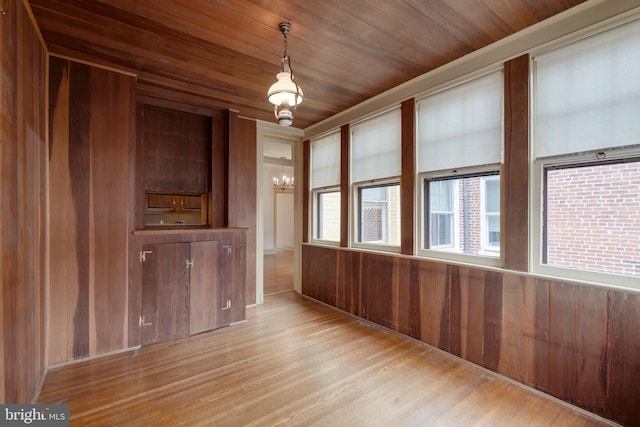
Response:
417,70,503,264
351,108,402,249
310,131,341,243
532,18,640,287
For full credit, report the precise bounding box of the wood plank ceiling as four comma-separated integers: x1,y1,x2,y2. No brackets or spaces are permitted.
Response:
29,0,586,129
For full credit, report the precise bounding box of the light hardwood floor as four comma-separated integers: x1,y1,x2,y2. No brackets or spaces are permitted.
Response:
38,292,613,426
263,249,293,295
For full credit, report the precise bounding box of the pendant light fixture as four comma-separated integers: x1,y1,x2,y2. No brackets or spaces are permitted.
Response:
267,22,303,127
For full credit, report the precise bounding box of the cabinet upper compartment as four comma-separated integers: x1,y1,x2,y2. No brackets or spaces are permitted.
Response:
142,105,211,194
138,102,226,229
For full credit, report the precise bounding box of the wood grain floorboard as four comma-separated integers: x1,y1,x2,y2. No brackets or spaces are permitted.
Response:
264,250,293,295
38,292,613,426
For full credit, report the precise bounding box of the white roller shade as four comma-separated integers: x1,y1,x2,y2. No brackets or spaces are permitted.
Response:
417,71,503,172
311,131,341,189
534,19,640,158
351,108,402,183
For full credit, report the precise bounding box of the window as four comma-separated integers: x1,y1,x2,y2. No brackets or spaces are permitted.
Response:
424,172,500,256
351,108,402,250
310,132,341,243
483,176,500,252
417,71,503,263
532,18,640,288
542,159,640,278
428,180,455,248
315,190,341,241
359,184,400,245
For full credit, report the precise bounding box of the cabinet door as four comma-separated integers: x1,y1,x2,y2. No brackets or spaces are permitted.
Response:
189,240,230,334
141,243,190,345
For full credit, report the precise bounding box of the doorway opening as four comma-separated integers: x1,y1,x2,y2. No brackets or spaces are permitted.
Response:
263,161,295,296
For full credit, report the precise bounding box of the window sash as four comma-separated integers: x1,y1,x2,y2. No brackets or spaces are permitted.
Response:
314,189,341,242
356,182,400,247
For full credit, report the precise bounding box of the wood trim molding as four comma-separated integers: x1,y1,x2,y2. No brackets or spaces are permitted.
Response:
503,54,529,272
302,139,310,243
400,99,415,255
340,124,350,248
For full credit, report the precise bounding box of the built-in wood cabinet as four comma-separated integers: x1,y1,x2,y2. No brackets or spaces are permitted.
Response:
136,229,246,346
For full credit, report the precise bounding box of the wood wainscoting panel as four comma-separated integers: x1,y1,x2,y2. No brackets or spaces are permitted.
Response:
301,245,337,306
335,250,361,316
302,244,640,426
548,282,608,415
449,266,485,366
48,57,134,365
416,260,449,350
1,0,48,403
360,253,394,328
606,290,640,426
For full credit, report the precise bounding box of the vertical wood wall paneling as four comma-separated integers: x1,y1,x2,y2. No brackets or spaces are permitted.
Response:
90,65,111,356
361,254,393,327
502,54,530,271
68,61,91,360
482,270,503,372
302,139,310,243
211,111,227,227
0,0,9,403
416,260,448,350
340,124,351,248
301,245,337,305
549,282,608,414
528,278,550,392
1,0,47,402
498,273,528,382
448,265,463,357
340,124,350,248
48,58,71,366
49,57,133,364
606,291,640,426
227,111,257,305
335,250,361,316
395,258,419,338
400,99,415,255
459,267,485,366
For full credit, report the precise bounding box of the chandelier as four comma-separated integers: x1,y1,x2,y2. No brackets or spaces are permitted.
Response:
273,165,294,190
267,22,303,127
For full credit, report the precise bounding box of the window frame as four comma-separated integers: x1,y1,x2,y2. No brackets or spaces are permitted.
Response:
309,131,342,246
418,167,502,267
530,151,640,290
352,178,401,253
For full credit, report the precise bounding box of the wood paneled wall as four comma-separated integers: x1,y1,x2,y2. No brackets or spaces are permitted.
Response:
227,111,257,305
48,57,134,365
301,245,640,426
1,0,47,403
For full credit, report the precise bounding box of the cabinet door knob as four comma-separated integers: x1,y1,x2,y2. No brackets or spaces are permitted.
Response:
222,299,231,310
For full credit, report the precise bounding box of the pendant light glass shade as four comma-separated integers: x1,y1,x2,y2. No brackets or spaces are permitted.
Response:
268,70,304,107
268,23,303,126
